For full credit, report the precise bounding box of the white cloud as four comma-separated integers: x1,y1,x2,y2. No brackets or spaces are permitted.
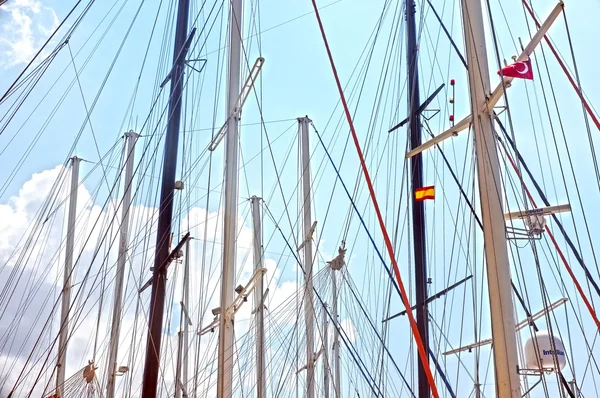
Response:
0,164,376,398
339,318,357,343
0,0,59,68
0,165,308,397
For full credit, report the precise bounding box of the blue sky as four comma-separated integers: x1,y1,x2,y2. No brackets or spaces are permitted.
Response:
2,0,600,396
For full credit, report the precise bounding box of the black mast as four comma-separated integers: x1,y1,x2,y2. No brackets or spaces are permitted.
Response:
405,1,430,397
141,0,190,396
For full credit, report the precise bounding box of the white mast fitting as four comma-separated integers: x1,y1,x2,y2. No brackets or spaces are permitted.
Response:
250,196,267,398
106,131,138,398
217,0,243,395
443,297,569,355
460,0,520,395
298,116,316,398
56,156,81,397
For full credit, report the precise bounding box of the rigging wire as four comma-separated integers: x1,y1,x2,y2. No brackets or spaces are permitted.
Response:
0,0,93,105
309,2,440,394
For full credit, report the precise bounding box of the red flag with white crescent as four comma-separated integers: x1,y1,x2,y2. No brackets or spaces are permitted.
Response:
498,59,533,80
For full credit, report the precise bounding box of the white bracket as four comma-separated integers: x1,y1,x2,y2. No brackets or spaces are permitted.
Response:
405,115,471,159
297,221,317,252
505,204,570,238
443,297,568,355
504,204,571,221
197,316,219,336
208,57,265,151
296,346,325,374
197,267,267,336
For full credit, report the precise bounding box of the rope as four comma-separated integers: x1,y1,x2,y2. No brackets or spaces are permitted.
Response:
341,273,416,397
521,1,600,133
496,120,600,298
500,138,600,332
268,208,385,397
310,1,440,395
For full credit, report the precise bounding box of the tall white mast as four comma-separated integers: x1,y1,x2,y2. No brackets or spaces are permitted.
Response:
250,196,266,398
182,238,190,398
175,238,191,398
460,0,520,396
56,156,81,396
106,131,138,398
322,304,329,398
298,116,315,398
217,0,243,395
332,270,341,397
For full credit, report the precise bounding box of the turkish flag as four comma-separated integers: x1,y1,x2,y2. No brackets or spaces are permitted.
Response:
498,59,533,80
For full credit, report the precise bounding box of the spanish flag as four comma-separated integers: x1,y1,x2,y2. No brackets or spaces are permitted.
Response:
415,185,435,201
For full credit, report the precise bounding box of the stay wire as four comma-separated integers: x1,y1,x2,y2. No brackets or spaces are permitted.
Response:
496,119,600,299
561,9,600,194
67,42,113,194
341,272,416,397
0,0,91,104
268,207,387,398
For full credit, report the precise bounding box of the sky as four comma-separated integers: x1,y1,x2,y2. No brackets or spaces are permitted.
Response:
2,0,600,397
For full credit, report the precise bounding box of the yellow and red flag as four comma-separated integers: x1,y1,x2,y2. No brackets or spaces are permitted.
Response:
415,185,435,201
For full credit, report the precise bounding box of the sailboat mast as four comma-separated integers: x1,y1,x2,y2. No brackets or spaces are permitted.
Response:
299,116,316,398
141,0,190,395
460,0,520,396
405,1,430,397
332,271,341,397
106,131,138,398
217,0,243,396
56,155,80,397
322,303,329,398
175,238,191,398
182,239,190,398
250,196,266,398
